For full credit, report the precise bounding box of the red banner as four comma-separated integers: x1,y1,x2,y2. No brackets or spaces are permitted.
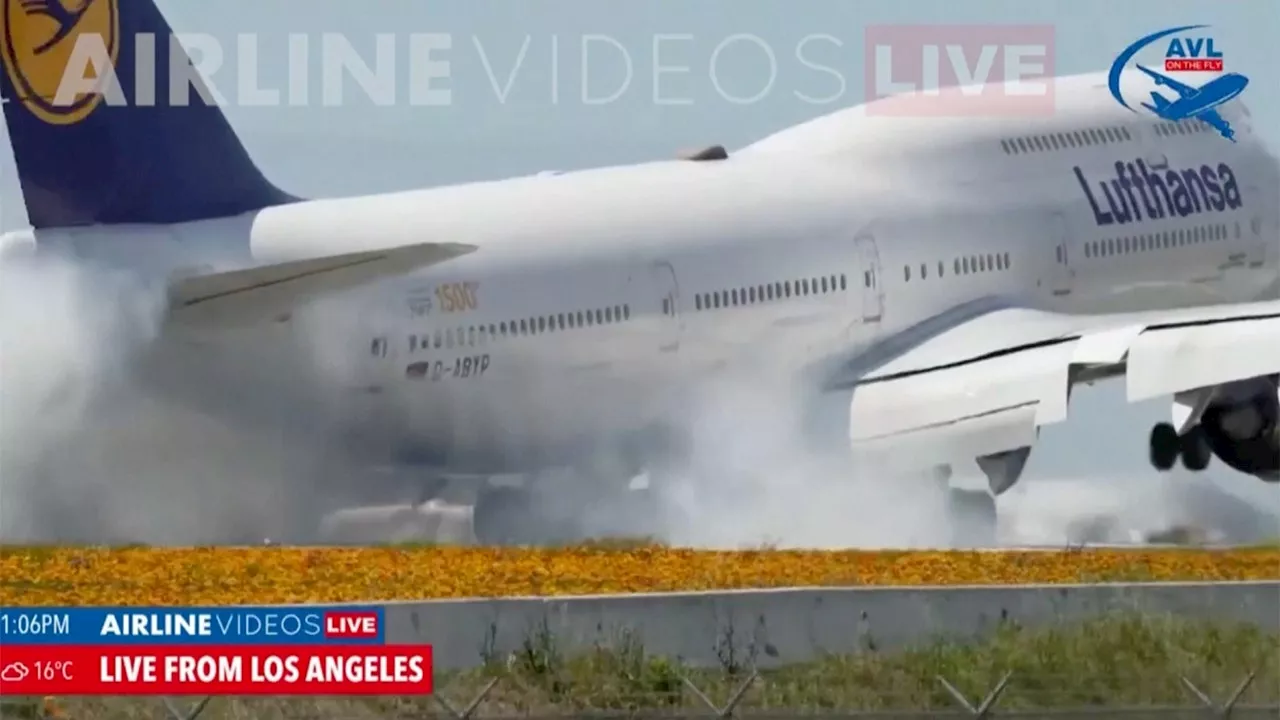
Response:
0,645,432,695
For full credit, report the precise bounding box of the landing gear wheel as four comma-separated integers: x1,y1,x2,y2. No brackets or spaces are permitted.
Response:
1179,425,1212,472
1149,423,1181,471
472,485,542,546
944,489,998,548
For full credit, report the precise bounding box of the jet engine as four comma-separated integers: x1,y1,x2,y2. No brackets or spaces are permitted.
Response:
1151,376,1280,481
1198,376,1280,481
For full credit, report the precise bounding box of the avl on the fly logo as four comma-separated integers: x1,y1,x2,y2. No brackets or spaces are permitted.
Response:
1108,25,1248,142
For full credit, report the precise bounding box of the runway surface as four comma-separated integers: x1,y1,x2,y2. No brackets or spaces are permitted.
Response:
317,474,1278,547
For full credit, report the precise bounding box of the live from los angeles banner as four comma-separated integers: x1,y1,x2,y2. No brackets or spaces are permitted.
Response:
0,607,433,695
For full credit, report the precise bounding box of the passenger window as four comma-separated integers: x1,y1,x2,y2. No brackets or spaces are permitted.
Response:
986,254,994,270
904,266,911,281
604,307,613,323
1001,140,1012,154
937,262,944,277
595,309,604,324
468,328,476,345
695,295,702,311
1017,138,1030,152
919,264,926,280
1003,252,1011,268
576,311,586,326
954,259,961,274
624,305,631,320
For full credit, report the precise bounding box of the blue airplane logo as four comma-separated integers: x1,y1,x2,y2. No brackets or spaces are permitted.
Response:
1134,65,1248,142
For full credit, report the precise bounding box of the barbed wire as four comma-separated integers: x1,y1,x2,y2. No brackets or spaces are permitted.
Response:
4,668,1275,720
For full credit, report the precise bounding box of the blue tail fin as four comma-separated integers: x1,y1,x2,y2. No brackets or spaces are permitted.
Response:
0,0,298,229
1141,91,1173,117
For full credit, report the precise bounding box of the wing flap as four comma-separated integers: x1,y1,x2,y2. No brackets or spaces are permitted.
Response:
1126,315,1280,401
853,343,1073,440
167,241,476,331
843,299,1280,460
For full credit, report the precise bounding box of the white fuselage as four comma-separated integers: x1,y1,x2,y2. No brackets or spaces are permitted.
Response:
30,72,1280,474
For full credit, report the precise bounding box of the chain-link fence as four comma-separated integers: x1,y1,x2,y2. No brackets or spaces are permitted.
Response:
3,667,1276,720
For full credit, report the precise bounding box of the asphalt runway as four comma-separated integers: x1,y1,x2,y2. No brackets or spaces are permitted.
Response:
316,474,1278,547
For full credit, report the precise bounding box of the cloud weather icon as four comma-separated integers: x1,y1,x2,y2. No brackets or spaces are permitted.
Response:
1,661,30,682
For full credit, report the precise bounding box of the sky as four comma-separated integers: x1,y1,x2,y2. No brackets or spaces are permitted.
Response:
0,0,1277,523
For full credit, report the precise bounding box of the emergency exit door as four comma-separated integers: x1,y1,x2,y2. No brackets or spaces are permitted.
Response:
1049,212,1074,297
651,261,681,352
853,231,883,322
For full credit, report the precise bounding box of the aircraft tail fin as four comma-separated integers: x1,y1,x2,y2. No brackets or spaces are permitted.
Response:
1142,92,1173,116
0,0,299,230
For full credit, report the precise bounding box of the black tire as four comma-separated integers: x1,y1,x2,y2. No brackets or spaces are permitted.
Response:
1148,422,1181,471
1179,425,1213,472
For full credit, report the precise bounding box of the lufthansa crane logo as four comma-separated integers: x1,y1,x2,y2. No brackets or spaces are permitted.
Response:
1,0,118,124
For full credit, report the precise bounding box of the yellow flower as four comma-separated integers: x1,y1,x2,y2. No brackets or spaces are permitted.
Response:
1,547,1275,606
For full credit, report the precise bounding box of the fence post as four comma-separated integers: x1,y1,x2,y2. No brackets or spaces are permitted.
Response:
1181,672,1256,719
160,696,210,720
683,669,759,718
432,676,501,720
936,671,1012,720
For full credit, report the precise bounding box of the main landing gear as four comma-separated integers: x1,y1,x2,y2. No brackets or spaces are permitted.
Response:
1149,422,1212,472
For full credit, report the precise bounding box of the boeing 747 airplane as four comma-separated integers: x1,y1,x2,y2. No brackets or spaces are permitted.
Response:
2,0,1277,544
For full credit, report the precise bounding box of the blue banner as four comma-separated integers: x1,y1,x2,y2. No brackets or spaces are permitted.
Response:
0,607,386,645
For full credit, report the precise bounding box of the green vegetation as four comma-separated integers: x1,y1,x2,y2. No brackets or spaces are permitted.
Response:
3,613,1276,719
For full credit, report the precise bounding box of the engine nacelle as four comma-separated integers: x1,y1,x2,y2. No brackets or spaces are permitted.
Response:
1196,376,1280,482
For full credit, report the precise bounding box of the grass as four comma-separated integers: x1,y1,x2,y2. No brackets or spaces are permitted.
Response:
4,613,1277,719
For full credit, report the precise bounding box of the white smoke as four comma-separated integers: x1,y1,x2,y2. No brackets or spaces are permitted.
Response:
631,373,971,549
0,252,383,545
0,252,164,540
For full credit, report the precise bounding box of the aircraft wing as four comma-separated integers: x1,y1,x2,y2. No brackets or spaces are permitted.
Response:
1196,108,1236,140
839,298,1280,466
166,241,476,332
1135,64,1198,97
